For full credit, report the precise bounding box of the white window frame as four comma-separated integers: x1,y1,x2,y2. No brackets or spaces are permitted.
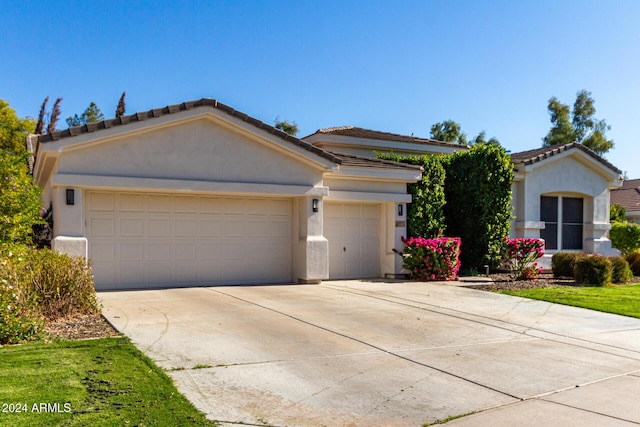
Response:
540,195,584,252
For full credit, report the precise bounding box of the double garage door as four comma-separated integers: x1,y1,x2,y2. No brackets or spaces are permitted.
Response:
87,191,292,289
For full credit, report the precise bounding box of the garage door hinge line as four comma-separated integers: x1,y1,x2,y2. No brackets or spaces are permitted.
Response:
321,285,640,362
208,288,522,401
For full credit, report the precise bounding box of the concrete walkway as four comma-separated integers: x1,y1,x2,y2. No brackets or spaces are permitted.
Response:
100,280,640,426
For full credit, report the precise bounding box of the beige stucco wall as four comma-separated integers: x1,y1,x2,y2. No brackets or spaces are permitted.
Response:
58,119,324,187
323,176,410,194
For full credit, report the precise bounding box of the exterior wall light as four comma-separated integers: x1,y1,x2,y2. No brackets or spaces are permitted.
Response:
66,189,75,205
398,204,403,216
312,198,319,212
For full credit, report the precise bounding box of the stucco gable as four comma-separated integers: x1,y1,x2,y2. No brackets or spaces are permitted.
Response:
511,143,622,179
55,117,327,186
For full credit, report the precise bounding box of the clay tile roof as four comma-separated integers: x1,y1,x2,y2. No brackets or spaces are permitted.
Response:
509,142,622,175
34,98,421,174
36,98,342,165
611,179,640,211
329,151,424,171
307,126,466,149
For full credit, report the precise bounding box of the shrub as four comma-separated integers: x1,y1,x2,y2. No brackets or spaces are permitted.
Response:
0,244,99,343
626,252,640,276
551,252,588,278
376,153,447,238
610,204,626,223
0,247,44,344
400,236,461,281
23,248,99,319
443,144,513,270
610,256,633,284
501,237,544,280
610,222,640,256
574,255,612,287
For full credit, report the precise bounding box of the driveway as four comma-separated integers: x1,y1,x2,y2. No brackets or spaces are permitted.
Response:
100,280,640,426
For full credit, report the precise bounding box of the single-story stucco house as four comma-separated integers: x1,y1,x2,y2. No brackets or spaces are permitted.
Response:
29,98,623,289
611,178,640,223
30,99,427,290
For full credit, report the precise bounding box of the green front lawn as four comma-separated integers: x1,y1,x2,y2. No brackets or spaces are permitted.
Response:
502,284,640,318
0,337,217,426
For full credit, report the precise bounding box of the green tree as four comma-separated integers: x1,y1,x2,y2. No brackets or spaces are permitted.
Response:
430,120,467,145
0,100,35,156
543,90,613,155
274,117,299,136
0,151,44,244
471,131,501,146
66,102,105,127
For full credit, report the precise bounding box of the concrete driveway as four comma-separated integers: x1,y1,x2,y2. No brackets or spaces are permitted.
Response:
100,280,640,426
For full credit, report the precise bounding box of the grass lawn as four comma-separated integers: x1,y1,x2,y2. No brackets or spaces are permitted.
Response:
0,337,217,426
502,283,640,318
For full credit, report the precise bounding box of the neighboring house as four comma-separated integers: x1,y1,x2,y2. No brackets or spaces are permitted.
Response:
303,132,623,268
30,99,423,290
611,178,640,223
302,126,467,157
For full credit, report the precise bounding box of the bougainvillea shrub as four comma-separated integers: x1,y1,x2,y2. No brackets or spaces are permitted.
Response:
400,236,461,281
501,237,544,280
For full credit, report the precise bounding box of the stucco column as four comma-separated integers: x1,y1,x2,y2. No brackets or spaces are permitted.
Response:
293,196,328,283
380,202,408,278
50,185,88,258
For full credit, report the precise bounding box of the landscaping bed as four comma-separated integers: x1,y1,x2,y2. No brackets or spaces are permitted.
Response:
45,313,119,341
466,272,637,292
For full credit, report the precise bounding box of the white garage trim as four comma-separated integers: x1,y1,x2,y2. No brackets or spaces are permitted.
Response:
326,190,412,203
86,191,293,289
324,201,381,280
54,173,329,197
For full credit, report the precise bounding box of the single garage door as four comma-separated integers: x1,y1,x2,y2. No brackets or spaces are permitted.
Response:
86,191,292,289
324,202,380,279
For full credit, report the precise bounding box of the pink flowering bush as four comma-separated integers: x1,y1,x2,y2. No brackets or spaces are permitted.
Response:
501,237,544,280
400,236,461,281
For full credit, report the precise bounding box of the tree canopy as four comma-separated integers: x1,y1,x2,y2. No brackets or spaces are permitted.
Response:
66,102,105,127
430,120,467,145
430,120,500,147
274,117,299,136
543,90,613,155
0,100,35,156
115,92,126,118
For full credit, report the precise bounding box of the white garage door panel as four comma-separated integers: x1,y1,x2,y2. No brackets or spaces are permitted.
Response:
87,192,292,289
325,202,381,280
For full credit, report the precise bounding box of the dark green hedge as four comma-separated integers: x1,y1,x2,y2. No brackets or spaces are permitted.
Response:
626,252,640,276
443,144,514,270
376,152,447,238
574,255,612,287
551,252,587,278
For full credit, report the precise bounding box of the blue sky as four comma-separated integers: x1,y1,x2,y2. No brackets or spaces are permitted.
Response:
2,0,639,177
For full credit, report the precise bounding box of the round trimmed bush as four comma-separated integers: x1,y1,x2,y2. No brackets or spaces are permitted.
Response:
610,256,633,284
551,252,587,278
625,252,640,277
574,255,612,287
